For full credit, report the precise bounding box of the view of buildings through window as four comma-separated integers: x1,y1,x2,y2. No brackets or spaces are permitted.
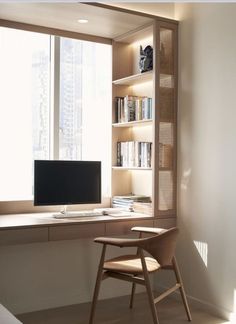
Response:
0,27,111,201
60,38,83,160
32,41,51,161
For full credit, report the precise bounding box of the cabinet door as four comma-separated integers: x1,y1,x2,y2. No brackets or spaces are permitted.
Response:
0,228,48,246
154,218,176,229
105,219,154,236
49,224,105,241
157,24,178,217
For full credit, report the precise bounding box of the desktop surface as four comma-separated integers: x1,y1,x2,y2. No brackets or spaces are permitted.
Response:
0,210,153,230
53,208,133,219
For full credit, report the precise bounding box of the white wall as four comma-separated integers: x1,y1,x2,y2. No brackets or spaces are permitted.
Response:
0,239,141,314
175,3,236,320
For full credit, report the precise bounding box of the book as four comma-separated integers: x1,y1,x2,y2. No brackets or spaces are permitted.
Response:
116,141,152,168
112,194,151,211
133,202,152,215
115,95,152,124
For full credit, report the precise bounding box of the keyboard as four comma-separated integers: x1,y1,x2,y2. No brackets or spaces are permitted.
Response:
53,211,104,219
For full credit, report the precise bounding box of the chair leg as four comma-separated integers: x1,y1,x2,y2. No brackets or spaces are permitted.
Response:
172,256,192,321
130,232,142,309
140,250,159,324
129,282,136,308
89,245,107,324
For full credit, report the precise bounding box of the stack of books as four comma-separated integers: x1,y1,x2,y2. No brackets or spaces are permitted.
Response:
117,141,152,168
115,95,152,123
133,202,152,216
112,194,151,211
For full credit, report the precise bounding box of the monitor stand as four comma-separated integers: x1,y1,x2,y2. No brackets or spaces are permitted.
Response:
60,205,68,215
52,205,68,218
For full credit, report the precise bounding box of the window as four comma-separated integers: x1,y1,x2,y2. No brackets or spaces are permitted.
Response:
0,27,111,202
59,37,111,196
0,28,50,201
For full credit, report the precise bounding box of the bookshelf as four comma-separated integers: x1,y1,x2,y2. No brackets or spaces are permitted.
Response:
111,18,178,219
113,71,153,86
112,119,152,128
112,166,152,171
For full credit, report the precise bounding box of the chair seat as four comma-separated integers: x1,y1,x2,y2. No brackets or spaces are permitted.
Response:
103,254,160,274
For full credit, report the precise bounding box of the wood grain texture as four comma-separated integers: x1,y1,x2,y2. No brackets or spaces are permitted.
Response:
0,19,111,44
0,227,48,246
49,223,105,241
105,219,154,236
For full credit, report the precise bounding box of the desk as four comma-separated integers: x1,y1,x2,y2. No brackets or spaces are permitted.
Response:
0,304,22,324
0,212,176,246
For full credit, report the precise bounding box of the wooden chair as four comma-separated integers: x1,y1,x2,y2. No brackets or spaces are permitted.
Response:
89,227,191,324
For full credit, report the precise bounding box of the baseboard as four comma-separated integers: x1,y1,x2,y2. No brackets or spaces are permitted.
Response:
154,284,232,321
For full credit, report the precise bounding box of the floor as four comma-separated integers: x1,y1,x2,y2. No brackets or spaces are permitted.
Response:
17,293,229,324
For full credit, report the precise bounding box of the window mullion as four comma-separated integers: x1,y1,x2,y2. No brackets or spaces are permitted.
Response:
50,35,60,160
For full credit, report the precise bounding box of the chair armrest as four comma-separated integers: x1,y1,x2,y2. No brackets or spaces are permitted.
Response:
131,226,167,235
94,237,144,248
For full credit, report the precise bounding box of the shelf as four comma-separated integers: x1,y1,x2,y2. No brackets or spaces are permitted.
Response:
112,166,152,171
113,71,153,86
112,167,172,172
112,119,152,128
113,71,174,87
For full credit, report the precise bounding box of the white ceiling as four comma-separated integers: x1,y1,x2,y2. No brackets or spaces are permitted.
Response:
0,3,153,39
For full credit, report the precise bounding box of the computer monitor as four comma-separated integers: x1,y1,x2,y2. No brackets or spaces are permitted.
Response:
34,160,101,206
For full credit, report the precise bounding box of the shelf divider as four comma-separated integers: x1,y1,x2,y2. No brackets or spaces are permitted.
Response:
112,119,152,128
112,166,152,171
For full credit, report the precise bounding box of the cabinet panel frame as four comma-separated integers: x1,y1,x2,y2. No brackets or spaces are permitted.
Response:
111,19,178,220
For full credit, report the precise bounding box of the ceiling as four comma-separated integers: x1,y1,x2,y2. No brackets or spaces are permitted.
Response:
0,3,153,39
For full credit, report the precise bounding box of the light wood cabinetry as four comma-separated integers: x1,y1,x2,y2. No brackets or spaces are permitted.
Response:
0,227,48,246
105,219,154,236
111,19,178,219
49,223,105,241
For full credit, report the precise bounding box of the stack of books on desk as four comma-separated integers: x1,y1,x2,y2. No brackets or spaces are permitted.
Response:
112,194,151,211
133,202,152,216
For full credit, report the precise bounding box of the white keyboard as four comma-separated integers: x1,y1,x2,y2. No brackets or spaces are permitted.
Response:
53,211,104,219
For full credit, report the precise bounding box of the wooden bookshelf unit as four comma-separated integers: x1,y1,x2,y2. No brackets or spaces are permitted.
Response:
111,19,178,219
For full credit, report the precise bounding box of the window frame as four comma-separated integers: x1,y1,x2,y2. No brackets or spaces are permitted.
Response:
0,20,112,214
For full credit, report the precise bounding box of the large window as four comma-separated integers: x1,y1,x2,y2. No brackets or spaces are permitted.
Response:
0,27,111,202
0,28,50,201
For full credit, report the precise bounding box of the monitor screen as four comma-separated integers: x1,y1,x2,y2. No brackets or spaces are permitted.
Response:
34,160,101,206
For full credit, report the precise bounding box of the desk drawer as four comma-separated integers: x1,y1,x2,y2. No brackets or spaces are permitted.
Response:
49,223,105,241
154,218,176,229
0,227,48,246
105,219,154,236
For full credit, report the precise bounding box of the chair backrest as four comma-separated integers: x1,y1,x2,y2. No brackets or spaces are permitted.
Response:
139,227,179,266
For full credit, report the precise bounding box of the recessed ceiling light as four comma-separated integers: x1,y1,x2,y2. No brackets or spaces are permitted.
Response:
78,19,88,24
